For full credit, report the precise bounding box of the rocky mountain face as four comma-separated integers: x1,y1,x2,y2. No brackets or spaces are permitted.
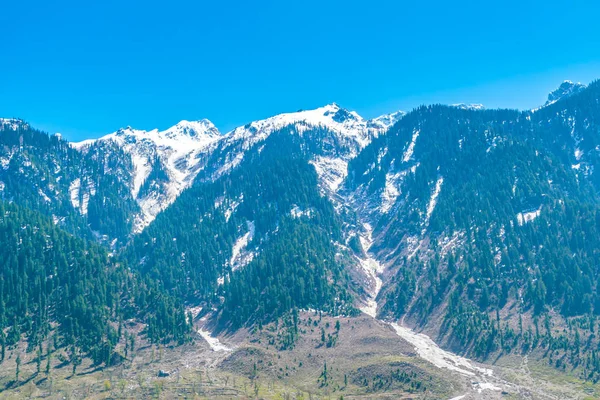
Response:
3,80,600,383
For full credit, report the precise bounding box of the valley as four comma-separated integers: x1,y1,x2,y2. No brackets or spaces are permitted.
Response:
2,80,600,398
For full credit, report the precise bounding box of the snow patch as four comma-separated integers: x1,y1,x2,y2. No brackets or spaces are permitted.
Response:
229,221,256,270
517,206,542,226
357,223,385,318
38,188,51,203
473,382,502,393
197,328,231,352
451,103,485,111
380,173,401,214
224,196,243,222
71,120,221,231
402,130,420,163
390,323,493,377
290,205,313,218
309,156,348,193
69,179,81,209
425,176,444,222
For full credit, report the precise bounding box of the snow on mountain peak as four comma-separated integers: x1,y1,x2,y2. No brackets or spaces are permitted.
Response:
71,119,222,232
225,103,399,150
68,104,406,231
164,119,221,139
546,80,586,106
369,110,406,131
219,105,405,195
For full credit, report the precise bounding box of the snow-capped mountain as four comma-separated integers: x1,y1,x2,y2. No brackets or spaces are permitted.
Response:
69,105,403,232
369,110,406,130
545,80,586,106
214,103,404,193
73,119,221,231
225,103,399,150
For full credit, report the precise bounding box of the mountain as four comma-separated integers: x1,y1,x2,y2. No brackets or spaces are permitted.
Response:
197,103,403,193
545,80,587,106
3,81,600,398
66,105,401,235
73,119,221,232
121,103,405,328
344,80,600,377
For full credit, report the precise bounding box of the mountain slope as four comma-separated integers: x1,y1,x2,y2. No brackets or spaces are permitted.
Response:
343,80,600,378
73,120,221,232
124,125,363,330
0,201,190,368
0,120,139,245
5,80,600,392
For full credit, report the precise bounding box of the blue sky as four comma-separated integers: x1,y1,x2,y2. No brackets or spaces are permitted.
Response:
1,0,599,141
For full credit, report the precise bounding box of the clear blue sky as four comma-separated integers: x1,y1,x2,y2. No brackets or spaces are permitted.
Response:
1,0,599,141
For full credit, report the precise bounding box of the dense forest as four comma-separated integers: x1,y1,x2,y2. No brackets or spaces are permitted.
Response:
0,201,190,371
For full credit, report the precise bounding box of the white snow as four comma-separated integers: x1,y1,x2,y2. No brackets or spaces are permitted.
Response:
69,179,81,209
451,103,485,111
197,328,231,352
380,172,401,214
517,206,542,226
357,223,385,318
223,196,242,222
222,104,402,194
65,105,404,234
425,176,444,221
38,188,51,203
309,156,348,193
229,221,255,270
225,103,388,150
402,129,420,163
215,150,245,178
290,205,313,218
369,111,405,131
72,120,221,232
390,323,493,377
438,231,465,258
379,166,418,214
0,118,23,131
473,382,502,393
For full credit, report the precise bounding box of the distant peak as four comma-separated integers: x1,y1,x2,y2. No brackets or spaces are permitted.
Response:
323,102,341,110
113,119,220,140
323,105,360,123
168,119,220,138
369,110,406,130
175,118,216,128
546,80,586,105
